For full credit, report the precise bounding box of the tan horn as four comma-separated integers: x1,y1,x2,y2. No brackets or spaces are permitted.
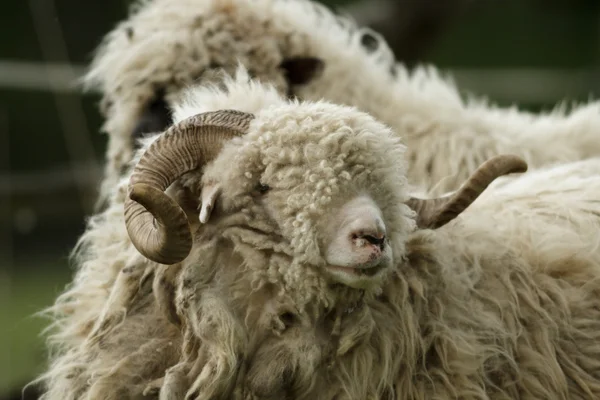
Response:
124,110,255,264
407,154,528,229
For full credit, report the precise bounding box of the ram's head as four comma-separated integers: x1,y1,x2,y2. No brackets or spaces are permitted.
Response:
124,105,527,293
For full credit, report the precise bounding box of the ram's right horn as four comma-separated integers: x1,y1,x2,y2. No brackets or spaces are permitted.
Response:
124,110,255,265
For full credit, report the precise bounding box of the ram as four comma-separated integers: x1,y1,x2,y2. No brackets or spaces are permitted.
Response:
85,0,600,205
38,70,600,399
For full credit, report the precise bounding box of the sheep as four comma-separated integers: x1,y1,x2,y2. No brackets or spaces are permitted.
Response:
38,70,600,399
243,156,600,399
84,0,600,208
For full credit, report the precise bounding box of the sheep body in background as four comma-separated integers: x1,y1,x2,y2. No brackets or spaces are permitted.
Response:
85,0,600,205
38,71,600,399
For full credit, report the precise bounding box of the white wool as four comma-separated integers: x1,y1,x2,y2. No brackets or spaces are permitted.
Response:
84,0,600,204
467,157,600,255
172,66,285,123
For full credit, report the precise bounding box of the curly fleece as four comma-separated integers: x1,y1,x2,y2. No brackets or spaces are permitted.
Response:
85,0,600,204
38,71,600,399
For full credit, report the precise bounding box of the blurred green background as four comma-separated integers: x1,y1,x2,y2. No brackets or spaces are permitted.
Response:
1,0,599,398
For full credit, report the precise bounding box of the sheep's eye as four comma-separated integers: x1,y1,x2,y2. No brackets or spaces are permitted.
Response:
256,183,271,194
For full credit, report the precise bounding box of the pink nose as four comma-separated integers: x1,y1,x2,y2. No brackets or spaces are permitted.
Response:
324,195,391,272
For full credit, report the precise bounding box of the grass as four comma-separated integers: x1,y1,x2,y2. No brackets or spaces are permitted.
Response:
0,260,73,394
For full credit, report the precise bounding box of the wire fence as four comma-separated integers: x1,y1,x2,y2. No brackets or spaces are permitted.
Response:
2,59,599,99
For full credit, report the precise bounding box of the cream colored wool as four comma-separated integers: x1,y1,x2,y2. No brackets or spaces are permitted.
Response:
38,71,600,399
85,0,600,205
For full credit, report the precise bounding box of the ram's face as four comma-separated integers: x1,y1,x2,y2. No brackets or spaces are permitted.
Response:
202,104,413,290
123,102,525,294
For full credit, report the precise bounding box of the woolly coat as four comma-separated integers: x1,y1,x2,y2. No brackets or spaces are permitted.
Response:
38,72,600,400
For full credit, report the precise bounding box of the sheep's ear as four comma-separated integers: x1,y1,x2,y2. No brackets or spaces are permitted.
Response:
279,57,325,86
131,93,173,148
199,182,221,224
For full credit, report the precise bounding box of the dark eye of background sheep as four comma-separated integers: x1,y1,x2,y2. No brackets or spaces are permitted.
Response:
130,91,173,148
279,57,325,89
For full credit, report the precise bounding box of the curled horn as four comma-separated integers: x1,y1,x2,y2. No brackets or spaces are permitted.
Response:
124,110,255,265
407,154,528,229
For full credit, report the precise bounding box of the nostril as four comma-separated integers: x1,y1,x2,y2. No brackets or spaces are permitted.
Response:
364,234,385,248
352,231,386,249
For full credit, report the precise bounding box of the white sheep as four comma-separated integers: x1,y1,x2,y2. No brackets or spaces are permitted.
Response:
38,70,600,399
84,0,600,206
